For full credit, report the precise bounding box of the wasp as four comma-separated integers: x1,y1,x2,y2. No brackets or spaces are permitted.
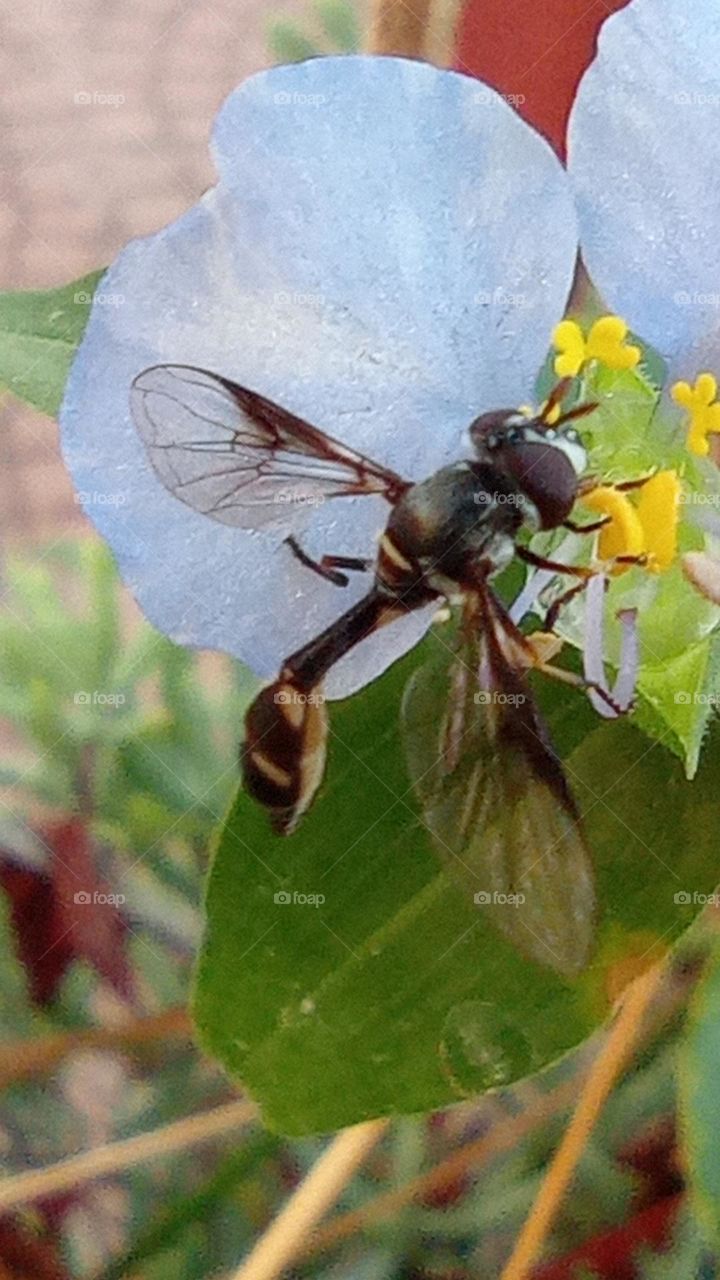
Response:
132,365,624,975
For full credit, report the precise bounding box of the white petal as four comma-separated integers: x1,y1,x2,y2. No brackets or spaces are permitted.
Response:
61,55,577,696
569,0,720,361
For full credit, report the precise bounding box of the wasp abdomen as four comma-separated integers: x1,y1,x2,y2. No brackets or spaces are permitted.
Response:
242,681,328,835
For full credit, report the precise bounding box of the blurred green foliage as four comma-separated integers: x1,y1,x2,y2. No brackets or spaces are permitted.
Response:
268,0,359,62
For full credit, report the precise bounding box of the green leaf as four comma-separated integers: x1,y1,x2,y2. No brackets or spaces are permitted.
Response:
194,631,720,1134
678,935,720,1245
0,269,104,415
314,0,360,49
267,22,321,62
635,634,720,777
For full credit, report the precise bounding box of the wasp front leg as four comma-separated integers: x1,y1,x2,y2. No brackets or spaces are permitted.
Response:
285,535,371,587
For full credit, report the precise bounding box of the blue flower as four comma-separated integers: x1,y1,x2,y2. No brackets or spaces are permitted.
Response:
60,55,578,696
569,0,720,375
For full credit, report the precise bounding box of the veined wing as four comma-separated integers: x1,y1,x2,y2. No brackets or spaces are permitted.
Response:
130,364,409,528
401,588,595,976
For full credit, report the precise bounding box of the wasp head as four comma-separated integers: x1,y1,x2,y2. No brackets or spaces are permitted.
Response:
468,396,595,530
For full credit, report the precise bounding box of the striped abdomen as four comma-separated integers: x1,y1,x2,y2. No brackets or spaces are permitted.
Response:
242,680,328,835
241,586,430,833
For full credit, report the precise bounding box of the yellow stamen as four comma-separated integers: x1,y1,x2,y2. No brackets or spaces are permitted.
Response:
671,372,720,456
636,471,681,571
582,486,645,567
552,320,586,378
585,315,641,370
580,471,679,574
552,314,641,379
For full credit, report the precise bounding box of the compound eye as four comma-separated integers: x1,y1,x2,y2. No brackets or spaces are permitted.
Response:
564,427,579,442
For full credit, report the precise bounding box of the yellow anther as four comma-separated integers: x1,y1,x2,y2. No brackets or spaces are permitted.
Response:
552,320,586,378
582,486,645,568
585,315,641,370
580,470,680,574
671,372,720,456
636,471,680,571
552,314,641,378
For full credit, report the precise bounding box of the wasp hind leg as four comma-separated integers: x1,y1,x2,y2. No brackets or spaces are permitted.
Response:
285,534,371,587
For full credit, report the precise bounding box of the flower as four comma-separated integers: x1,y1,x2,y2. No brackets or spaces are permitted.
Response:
60,56,579,699
568,1,720,372
61,24,720,718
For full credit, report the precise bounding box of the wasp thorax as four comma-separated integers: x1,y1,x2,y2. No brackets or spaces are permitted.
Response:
468,411,587,531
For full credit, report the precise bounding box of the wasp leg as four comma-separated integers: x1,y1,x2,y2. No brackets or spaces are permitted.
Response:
285,534,371,587
530,657,626,716
539,552,648,630
614,472,657,492
563,517,611,535
516,546,595,579
543,578,594,631
493,596,623,715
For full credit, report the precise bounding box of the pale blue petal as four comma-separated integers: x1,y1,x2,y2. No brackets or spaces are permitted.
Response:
61,55,577,696
569,0,720,364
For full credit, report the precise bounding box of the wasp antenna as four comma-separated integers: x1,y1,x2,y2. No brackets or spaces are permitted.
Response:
541,377,574,421
555,400,600,426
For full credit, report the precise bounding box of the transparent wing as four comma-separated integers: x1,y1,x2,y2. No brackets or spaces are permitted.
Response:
130,364,409,528
402,588,595,976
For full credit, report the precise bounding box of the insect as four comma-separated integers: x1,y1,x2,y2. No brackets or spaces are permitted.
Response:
131,364,617,976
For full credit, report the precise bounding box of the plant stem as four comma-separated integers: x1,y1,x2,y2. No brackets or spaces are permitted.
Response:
499,961,667,1280
309,1076,582,1256
0,1099,254,1211
229,1119,388,1280
0,1007,191,1089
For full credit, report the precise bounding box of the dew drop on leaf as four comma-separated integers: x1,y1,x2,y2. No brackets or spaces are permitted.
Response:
439,1001,533,1095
